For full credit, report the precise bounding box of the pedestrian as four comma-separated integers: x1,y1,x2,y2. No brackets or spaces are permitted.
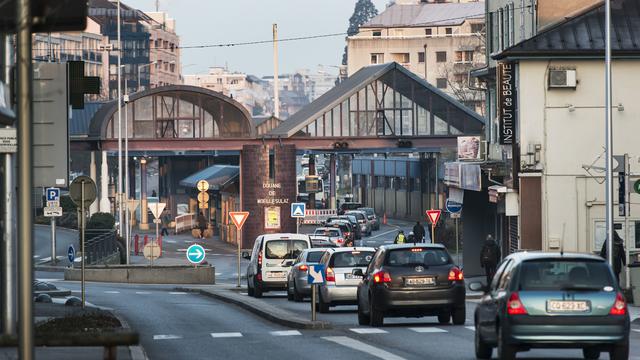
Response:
480,235,501,284
197,211,207,239
160,211,170,236
413,221,426,243
394,230,406,244
407,231,415,243
600,232,626,284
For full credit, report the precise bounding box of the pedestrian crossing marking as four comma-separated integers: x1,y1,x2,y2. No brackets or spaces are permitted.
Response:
211,332,243,338
153,335,182,340
408,327,447,333
349,328,389,334
104,291,120,294
270,330,301,336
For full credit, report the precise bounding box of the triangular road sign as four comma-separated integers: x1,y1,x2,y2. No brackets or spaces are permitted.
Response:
149,202,166,220
229,211,249,230
127,199,139,214
426,210,441,225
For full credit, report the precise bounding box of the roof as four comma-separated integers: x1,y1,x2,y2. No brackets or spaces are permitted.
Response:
268,62,485,138
70,102,105,137
178,165,239,190
362,1,484,28
494,0,640,60
505,251,607,262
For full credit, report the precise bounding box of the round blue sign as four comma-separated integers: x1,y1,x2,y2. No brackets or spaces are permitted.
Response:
67,245,75,263
186,244,206,264
445,199,463,214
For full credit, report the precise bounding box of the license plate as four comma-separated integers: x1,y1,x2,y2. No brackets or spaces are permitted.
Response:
266,272,286,279
405,277,435,286
345,273,362,280
547,300,590,313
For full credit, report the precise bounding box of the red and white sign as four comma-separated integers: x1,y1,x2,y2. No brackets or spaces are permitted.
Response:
426,210,441,225
229,211,249,230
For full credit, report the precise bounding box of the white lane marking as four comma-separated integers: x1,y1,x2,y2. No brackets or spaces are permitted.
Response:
135,291,152,295
210,332,243,338
408,327,447,333
153,335,182,340
164,240,177,244
322,336,406,360
367,229,399,240
465,326,475,331
215,273,222,276
632,329,640,333
33,255,41,258
169,292,187,295
104,291,120,294
349,328,389,334
270,330,301,336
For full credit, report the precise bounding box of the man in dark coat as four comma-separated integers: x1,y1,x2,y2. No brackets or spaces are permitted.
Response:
197,211,207,239
413,221,426,243
480,235,501,284
600,232,626,284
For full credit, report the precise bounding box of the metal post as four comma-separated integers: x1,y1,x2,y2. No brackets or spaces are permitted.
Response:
81,180,86,308
116,0,123,237
311,284,316,321
273,24,279,118
16,0,34,356
624,153,630,289
604,0,614,267
455,217,460,265
125,93,129,264
434,153,439,209
51,217,56,265
236,229,241,288
431,224,435,245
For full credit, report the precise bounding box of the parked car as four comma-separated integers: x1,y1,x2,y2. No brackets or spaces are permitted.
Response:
326,215,362,240
287,248,328,302
356,244,465,327
243,233,311,298
358,207,380,231
471,252,630,360
313,227,345,247
345,210,372,237
316,247,377,313
338,202,362,215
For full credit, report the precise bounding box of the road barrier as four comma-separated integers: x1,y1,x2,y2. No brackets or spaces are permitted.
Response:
302,209,337,225
175,213,195,234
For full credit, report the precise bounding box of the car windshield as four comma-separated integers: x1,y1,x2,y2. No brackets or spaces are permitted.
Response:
331,251,375,268
347,212,365,221
342,215,357,223
385,248,451,267
315,229,340,237
265,240,308,260
518,260,615,291
307,251,325,263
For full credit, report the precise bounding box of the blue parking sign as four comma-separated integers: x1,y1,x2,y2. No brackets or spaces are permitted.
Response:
307,264,325,285
46,187,60,202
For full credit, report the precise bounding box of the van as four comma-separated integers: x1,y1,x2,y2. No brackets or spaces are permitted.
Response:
243,233,311,298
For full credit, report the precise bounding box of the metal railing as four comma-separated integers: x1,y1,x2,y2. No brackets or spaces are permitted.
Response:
174,213,195,234
84,230,119,265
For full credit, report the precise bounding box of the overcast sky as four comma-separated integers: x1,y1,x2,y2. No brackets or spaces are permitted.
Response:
124,0,390,77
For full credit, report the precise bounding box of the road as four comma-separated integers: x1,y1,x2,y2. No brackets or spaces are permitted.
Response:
34,224,79,264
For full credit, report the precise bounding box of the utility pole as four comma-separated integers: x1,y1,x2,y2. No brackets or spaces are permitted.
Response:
273,24,279,118
604,0,614,267
117,0,124,237
124,92,130,264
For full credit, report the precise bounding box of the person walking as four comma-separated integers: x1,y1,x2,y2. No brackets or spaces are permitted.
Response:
600,232,626,284
413,221,426,243
394,230,406,244
197,211,207,239
480,235,501,284
160,211,170,236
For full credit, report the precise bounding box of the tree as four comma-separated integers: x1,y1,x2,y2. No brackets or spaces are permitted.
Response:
342,0,379,65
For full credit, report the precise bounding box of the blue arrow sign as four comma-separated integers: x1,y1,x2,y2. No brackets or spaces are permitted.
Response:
46,187,60,202
67,245,75,263
291,202,306,218
186,244,206,264
445,199,462,214
307,264,325,285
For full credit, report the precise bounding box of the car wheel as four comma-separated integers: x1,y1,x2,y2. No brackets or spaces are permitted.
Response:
609,342,629,360
497,325,516,360
357,297,370,325
475,322,492,360
437,312,451,324
286,281,294,301
317,291,330,313
293,282,304,302
452,306,466,325
247,277,254,297
253,279,263,298
369,297,384,327
582,347,600,360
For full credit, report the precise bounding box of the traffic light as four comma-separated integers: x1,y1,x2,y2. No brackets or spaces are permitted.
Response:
618,171,626,217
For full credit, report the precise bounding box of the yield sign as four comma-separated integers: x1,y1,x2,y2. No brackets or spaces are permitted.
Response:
426,210,441,225
149,202,166,220
229,211,249,230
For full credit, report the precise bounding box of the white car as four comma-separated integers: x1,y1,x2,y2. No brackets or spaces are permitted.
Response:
313,227,345,246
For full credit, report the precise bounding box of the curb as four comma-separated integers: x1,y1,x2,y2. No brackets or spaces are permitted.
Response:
177,286,331,330
113,311,148,360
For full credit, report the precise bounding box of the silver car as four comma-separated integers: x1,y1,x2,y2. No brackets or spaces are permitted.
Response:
286,248,327,302
345,210,372,237
313,227,345,246
316,247,376,313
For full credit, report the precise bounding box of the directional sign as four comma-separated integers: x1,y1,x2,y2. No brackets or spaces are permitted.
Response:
197,180,209,192
229,211,249,230
67,245,75,263
291,202,306,218
445,199,462,214
186,244,206,264
44,206,63,217
426,210,442,225
198,202,209,209
308,264,325,285
148,202,166,220
46,187,60,202
69,176,97,207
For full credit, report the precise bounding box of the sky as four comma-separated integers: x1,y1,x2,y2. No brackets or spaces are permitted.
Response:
125,0,390,77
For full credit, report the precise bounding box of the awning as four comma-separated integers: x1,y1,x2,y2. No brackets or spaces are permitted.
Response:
179,165,239,191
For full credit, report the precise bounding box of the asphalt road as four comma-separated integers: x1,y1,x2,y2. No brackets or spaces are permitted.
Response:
34,224,79,264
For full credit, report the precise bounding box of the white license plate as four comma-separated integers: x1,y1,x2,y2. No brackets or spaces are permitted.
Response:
405,277,435,286
547,300,590,312
345,273,363,280
266,272,286,279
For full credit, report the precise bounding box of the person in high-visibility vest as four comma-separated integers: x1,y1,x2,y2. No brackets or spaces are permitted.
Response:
394,230,406,244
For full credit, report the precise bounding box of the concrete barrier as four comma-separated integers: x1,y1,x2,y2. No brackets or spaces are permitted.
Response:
64,265,215,284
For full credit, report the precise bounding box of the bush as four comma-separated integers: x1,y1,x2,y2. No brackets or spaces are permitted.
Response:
60,195,77,212
86,212,115,230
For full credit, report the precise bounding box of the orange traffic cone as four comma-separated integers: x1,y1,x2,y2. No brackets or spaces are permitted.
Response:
383,213,387,225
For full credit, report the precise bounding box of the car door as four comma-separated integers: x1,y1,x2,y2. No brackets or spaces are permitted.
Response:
359,249,385,311
247,237,263,281
477,259,514,342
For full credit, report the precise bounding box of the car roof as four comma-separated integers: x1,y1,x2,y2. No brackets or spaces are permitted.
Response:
505,251,607,263
326,246,376,253
262,233,310,241
315,227,339,231
379,243,447,250
305,248,328,253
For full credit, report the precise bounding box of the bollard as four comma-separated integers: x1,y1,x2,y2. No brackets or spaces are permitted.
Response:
134,234,140,255
383,213,387,225
144,234,149,247
158,235,162,257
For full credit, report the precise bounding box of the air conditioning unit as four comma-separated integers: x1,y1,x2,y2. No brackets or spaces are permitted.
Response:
548,69,577,88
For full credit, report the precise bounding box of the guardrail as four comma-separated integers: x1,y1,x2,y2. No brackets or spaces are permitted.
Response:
175,213,195,234
84,230,119,265
302,209,337,225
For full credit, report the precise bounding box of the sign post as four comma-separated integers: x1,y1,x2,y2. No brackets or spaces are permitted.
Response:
291,202,306,234
148,202,166,267
229,211,249,288
308,264,325,321
45,187,61,264
426,210,442,245
445,199,463,264
69,176,97,308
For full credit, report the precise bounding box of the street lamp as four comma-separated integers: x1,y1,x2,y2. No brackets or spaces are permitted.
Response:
137,61,157,92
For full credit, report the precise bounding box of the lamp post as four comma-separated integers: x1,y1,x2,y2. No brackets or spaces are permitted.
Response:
137,61,157,92
116,0,123,238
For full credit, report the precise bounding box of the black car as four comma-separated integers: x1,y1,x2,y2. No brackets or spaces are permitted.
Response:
338,202,362,215
326,215,362,240
471,252,630,360
356,244,465,327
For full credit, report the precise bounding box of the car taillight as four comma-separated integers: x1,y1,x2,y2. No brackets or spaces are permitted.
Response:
326,267,335,282
337,238,344,244
258,250,262,266
257,273,262,281
610,292,627,315
373,271,392,284
448,267,464,281
506,292,528,315
299,264,308,272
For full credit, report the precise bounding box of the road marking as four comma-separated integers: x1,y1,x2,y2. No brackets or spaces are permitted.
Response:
367,228,399,240
104,291,120,294
270,330,301,336
349,328,389,334
169,292,187,295
210,332,243,338
153,335,182,340
135,291,152,295
408,327,447,333
465,326,475,331
322,336,406,360
164,240,177,244
632,329,640,333
33,255,40,258
215,273,222,276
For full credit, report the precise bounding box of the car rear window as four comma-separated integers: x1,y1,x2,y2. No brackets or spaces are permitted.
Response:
348,213,365,221
315,229,340,237
307,251,325,263
518,260,615,291
265,240,308,259
359,208,374,216
330,251,375,268
385,248,451,267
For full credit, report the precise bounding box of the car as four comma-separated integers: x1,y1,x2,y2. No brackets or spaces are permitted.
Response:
326,215,362,240
309,235,339,248
338,202,362,215
316,247,377,313
328,221,355,246
313,227,345,246
471,252,630,360
358,207,380,231
356,244,465,327
345,210,372,237
243,233,311,298
287,248,328,302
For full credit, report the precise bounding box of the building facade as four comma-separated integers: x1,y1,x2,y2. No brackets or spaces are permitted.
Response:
143,11,181,90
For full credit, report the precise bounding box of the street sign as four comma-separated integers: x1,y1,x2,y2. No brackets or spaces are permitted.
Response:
308,264,325,285
229,211,249,230
426,210,441,225
143,241,161,261
186,244,206,264
445,199,462,214
67,245,75,263
46,187,60,202
127,199,139,214
0,128,17,153
634,179,640,194
44,206,63,217
69,176,97,207
198,202,209,209
291,203,306,218
197,192,210,203
46,201,60,208
148,202,166,220
197,180,210,192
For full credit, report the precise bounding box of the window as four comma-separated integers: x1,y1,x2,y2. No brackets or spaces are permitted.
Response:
392,52,410,64
436,78,447,89
445,27,453,36
454,50,474,63
471,23,484,34
386,248,451,267
425,28,432,37
436,51,447,62
217,78,223,84
370,53,384,64
418,52,425,63
372,30,381,37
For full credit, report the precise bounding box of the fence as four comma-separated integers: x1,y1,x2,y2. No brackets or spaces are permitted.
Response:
302,209,337,225
175,213,195,234
84,230,119,265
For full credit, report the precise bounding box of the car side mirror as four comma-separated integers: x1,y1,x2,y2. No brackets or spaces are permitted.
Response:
284,259,295,267
242,251,250,260
469,281,487,293
352,269,364,277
